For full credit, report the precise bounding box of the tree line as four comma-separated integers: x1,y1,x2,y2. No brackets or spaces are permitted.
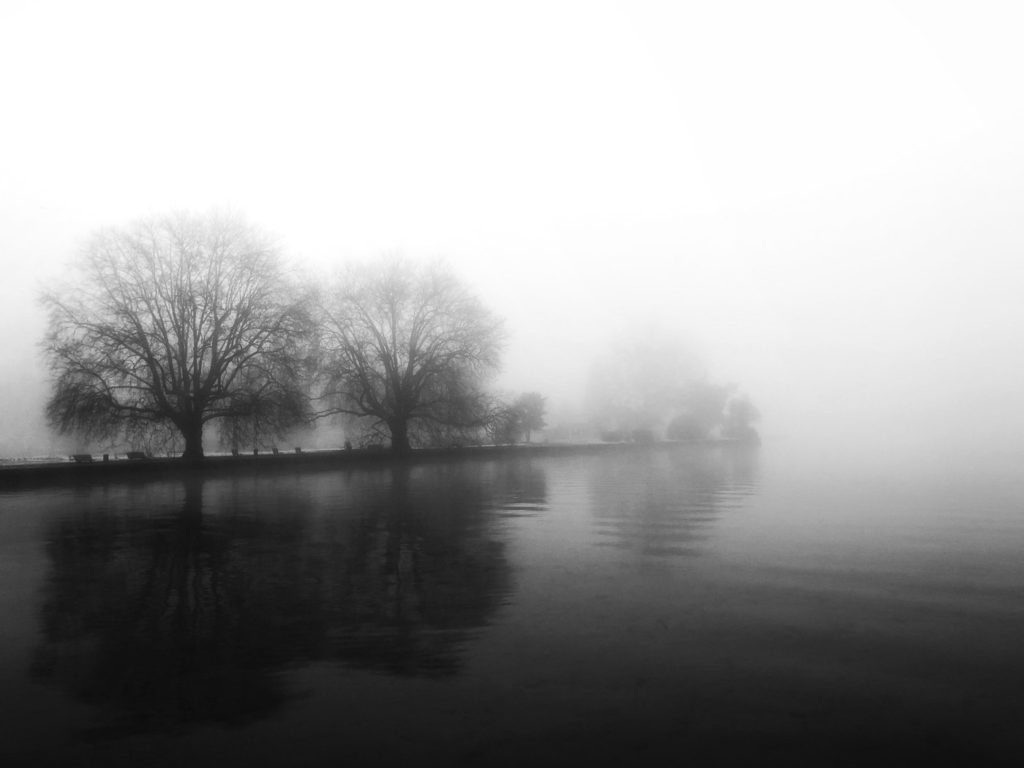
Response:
41,210,755,461
41,210,532,459
586,330,761,445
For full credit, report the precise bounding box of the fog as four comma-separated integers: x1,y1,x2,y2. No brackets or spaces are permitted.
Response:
3,0,1023,471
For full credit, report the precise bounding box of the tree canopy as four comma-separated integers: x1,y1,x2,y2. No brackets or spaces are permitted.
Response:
489,391,547,445
515,392,546,443
42,211,313,460
588,325,758,443
319,259,505,453
587,327,703,437
721,394,761,443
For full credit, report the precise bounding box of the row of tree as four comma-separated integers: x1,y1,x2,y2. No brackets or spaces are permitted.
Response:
586,326,760,444
41,210,756,460
42,211,536,459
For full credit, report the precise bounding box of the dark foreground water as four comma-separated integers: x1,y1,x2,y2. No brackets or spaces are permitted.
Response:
1,444,1023,766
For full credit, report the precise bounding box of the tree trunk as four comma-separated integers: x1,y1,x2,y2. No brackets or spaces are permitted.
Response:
181,419,205,461
388,419,411,455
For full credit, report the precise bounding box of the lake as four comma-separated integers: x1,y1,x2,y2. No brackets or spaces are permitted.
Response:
1,444,1023,765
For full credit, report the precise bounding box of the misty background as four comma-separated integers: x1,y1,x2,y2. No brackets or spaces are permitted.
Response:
2,0,1023,469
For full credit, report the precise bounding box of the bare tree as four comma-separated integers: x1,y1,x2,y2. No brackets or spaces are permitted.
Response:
515,392,546,443
319,259,504,454
487,392,546,445
487,400,523,446
42,211,313,460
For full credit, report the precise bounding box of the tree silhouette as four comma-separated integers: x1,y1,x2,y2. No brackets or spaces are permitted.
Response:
514,392,546,443
42,210,313,460
319,258,504,453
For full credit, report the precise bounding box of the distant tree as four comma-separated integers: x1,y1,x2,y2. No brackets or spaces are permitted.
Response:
666,380,734,440
514,392,546,443
721,394,761,443
587,326,703,436
487,402,523,445
483,392,546,445
42,211,313,460
319,259,505,454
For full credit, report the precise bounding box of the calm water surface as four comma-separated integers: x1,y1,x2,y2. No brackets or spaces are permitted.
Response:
1,444,1023,765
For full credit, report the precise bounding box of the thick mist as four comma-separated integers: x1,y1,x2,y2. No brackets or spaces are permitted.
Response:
2,1,1024,471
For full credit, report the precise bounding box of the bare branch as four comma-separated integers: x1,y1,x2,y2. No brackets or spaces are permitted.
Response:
318,258,505,453
42,210,315,459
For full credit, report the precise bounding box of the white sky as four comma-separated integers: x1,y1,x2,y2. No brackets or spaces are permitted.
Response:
2,0,1023,462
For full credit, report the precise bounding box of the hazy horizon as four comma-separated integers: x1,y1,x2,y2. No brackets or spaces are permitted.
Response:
3,1,1024,468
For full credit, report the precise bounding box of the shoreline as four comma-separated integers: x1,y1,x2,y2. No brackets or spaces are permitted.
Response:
0,439,757,490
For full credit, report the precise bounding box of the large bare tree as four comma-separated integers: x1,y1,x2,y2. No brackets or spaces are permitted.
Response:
42,211,313,460
319,259,504,453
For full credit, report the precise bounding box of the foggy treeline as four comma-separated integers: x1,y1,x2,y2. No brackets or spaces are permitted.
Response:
32,210,758,461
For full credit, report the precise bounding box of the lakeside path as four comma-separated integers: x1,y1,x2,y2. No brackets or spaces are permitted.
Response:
0,441,754,490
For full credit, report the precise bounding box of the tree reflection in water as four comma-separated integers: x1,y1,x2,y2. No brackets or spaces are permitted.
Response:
324,464,513,675
588,444,759,557
32,464,515,733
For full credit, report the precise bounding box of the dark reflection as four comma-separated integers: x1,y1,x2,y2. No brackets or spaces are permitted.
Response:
485,457,549,517
323,464,514,675
32,464,517,733
32,480,314,734
589,444,758,557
